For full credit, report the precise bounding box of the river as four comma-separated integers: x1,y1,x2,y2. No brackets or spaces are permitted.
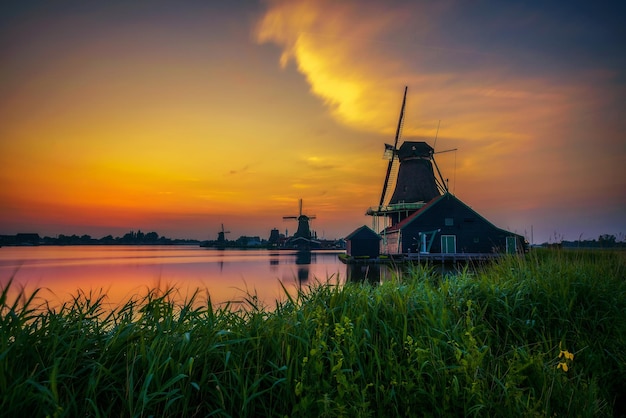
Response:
0,245,396,309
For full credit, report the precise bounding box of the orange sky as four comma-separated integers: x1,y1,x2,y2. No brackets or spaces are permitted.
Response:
1,1,624,244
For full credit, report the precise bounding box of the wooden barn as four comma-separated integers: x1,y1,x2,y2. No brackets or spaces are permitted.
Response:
381,193,526,257
345,225,381,258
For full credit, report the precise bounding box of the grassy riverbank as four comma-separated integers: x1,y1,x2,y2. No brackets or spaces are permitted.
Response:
1,249,625,417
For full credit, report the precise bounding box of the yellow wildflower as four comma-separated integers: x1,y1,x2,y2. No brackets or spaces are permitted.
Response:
557,343,574,372
559,349,574,360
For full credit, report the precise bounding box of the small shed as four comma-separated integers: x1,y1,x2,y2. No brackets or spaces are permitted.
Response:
345,225,381,258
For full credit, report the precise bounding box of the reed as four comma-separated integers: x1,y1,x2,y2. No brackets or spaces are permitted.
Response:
1,249,624,417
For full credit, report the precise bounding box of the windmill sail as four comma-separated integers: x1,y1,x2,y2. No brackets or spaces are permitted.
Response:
217,223,230,243
381,158,400,207
379,86,407,207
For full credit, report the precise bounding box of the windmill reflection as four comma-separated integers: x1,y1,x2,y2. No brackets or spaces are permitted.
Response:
269,252,280,272
295,250,313,282
217,248,224,272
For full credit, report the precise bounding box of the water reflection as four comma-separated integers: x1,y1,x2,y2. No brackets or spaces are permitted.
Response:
0,246,347,309
269,252,280,271
346,263,400,284
217,248,225,272
347,264,380,284
0,246,477,310
295,251,312,283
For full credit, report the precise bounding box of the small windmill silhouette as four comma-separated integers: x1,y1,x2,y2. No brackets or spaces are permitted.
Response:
283,199,316,240
216,224,230,244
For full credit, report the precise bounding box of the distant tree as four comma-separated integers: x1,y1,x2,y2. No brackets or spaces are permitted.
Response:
145,232,159,242
121,231,136,243
598,234,616,248
57,234,80,245
158,236,172,244
100,235,115,244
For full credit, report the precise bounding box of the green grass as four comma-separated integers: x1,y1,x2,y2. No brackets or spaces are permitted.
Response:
1,249,625,417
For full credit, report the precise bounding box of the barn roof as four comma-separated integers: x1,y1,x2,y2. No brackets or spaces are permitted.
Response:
383,193,521,237
383,194,444,233
345,225,381,241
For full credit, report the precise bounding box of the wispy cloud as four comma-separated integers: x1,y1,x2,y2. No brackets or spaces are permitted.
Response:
256,0,416,133
229,165,251,175
255,0,574,142
304,156,336,170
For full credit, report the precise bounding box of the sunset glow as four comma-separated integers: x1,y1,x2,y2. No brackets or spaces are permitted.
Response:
1,1,624,243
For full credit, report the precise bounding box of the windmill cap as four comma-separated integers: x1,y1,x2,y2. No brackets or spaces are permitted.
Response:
397,141,433,160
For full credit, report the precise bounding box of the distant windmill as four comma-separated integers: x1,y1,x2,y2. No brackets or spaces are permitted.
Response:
283,199,316,240
217,224,230,243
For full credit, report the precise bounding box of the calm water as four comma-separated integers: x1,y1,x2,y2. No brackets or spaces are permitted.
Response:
0,246,394,309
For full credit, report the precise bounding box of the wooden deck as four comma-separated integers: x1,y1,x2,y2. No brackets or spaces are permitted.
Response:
406,252,503,263
340,252,504,265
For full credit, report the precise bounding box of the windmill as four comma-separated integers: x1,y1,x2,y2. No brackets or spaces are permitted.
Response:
283,199,316,240
217,223,230,244
368,86,456,229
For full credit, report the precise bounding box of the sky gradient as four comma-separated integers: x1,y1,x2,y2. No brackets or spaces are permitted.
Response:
1,0,624,244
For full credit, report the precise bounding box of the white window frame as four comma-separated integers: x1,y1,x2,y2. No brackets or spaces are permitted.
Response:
506,236,517,254
441,235,456,254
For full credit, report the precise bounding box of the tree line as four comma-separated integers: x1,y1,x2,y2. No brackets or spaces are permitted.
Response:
0,231,200,246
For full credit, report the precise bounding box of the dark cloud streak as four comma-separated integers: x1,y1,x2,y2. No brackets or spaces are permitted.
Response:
432,2,626,77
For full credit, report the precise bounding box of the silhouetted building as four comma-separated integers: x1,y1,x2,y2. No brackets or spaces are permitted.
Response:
345,225,381,258
268,228,281,245
381,193,526,255
0,233,41,246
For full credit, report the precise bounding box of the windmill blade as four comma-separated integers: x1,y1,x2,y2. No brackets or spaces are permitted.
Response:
284,199,304,220
434,148,457,154
432,148,457,194
379,86,407,207
379,162,394,206
432,157,449,194
392,86,407,151
432,119,441,151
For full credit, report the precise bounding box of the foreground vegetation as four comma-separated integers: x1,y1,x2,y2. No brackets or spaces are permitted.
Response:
1,250,625,417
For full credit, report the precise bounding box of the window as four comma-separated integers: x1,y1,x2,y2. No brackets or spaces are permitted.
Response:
441,235,456,253
445,218,454,226
506,236,517,254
